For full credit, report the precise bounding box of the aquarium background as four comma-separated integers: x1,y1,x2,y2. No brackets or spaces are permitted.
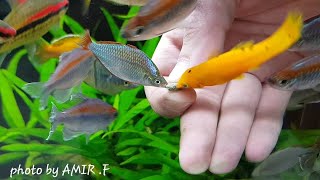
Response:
0,0,319,179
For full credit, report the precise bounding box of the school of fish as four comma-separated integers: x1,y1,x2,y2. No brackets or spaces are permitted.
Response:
2,0,319,142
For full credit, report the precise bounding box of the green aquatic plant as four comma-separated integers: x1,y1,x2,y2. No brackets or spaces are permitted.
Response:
0,4,319,180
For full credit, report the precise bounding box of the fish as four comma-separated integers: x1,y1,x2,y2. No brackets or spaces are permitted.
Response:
0,20,16,42
32,34,82,64
287,88,320,110
267,54,320,91
85,60,139,95
81,31,167,87
121,0,197,41
175,12,303,89
46,97,117,143
0,0,69,66
290,16,320,51
252,147,312,177
22,48,94,110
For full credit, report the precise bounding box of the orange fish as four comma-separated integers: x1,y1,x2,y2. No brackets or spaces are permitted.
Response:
121,0,197,41
176,12,303,89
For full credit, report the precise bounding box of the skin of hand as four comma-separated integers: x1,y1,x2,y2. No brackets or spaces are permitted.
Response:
145,0,320,174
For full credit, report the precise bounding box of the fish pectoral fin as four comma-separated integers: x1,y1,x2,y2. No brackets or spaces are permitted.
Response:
25,43,37,61
232,41,255,50
52,88,74,103
63,128,81,141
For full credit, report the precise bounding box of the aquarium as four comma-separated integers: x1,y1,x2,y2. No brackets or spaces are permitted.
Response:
0,0,320,179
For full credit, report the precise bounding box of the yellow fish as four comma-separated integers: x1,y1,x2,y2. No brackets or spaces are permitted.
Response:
33,34,82,64
176,12,303,89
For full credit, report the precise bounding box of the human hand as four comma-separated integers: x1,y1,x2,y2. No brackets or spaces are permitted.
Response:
145,0,320,174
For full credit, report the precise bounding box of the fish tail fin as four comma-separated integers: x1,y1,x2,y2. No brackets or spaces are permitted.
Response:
52,88,74,103
46,102,61,140
32,38,50,64
22,82,51,110
79,30,92,50
22,82,45,98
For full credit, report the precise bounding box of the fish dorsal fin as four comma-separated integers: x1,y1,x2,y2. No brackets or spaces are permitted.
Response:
126,44,138,49
98,41,138,49
232,40,255,50
98,41,123,45
79,30,92,49
7,0,26,9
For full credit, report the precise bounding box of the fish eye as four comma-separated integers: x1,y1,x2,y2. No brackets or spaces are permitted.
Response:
133,26,144,36
155,80,161,84
124,81,129,86
279,79,288,85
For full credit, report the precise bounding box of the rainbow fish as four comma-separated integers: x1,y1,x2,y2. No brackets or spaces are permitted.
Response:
81,31,167,87
267,54,320,91
121,0,197,41
0,0,69,66
47,97,117,143
23,48,94,110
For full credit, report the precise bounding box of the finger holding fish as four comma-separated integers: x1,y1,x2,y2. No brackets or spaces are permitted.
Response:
175,12,303,89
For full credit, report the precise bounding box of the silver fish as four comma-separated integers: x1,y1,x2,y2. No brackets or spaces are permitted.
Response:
290,16,320,51
121,0,198,41
267,54,320,91
82,32,167,87
46,97,117,142
85,60,138,95
22,48,94,110
287,88,320,110
252,147,312,178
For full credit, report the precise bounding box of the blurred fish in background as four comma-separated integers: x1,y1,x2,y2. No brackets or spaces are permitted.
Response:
267,54,320,91
85,60,138,95
0,0,69,66
22,48,94,110
290,16,320,52
121,0,198,41
287,88,320,110
32,34,81,64
47,96,118,143
252,142,320,179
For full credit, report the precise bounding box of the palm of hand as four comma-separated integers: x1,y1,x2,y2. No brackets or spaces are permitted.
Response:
145,0,320,174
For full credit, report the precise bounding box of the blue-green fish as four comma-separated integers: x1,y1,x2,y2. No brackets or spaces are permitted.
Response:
47,97,117,142
81,31,167,87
